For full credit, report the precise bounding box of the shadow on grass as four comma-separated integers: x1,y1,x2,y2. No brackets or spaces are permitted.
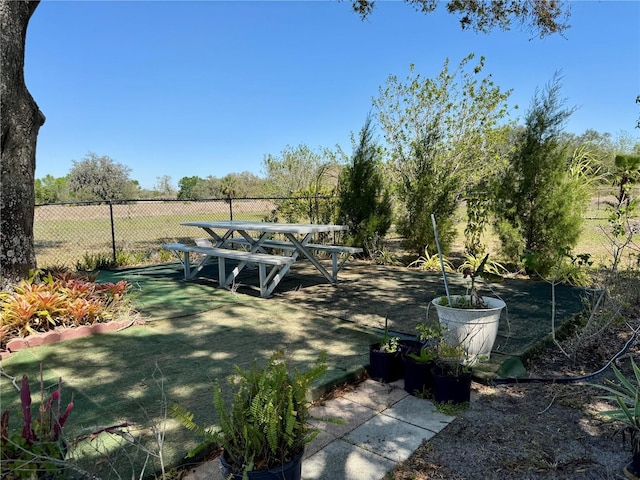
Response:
0,295,376,478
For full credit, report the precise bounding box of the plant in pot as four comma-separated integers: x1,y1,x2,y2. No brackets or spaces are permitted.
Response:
431,253,506,363
593,358,640,480
171,350,327,480
430,341,473,405
402,323,442,396
369,316,403,383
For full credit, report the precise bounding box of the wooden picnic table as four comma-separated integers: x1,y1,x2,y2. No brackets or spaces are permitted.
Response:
163,221,361,297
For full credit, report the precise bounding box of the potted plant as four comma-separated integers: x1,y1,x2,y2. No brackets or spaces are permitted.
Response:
431,253,506,363
171,350,327,480
402,323,441,396
430,341,473,405
403,345,438,396
593,358,640,480
369,316,403,382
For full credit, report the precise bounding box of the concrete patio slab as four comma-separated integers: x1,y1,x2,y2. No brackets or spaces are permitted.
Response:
340,379,408,411
382,394,455,432
308,396,378,438
302,439,396,480
344,413,437,463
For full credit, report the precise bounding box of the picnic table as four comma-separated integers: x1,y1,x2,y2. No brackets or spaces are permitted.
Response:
163,221,362,297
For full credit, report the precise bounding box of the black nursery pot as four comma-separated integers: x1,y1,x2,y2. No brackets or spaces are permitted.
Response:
369,343,403,382
431,365,473,405
624,452,640,480
398,339,422,357
403,358,435,396
221,450,303,480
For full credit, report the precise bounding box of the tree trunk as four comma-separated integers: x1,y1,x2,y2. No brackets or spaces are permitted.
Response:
0,0,44,281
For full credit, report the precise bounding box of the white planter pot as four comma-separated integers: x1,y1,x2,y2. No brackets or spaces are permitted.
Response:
432,295,505,363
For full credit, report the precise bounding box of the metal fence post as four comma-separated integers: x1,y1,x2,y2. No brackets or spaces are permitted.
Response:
109,200,116,264
229,198,233,221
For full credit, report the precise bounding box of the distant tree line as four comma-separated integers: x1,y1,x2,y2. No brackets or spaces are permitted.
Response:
35,126,638,207
34,144,345,204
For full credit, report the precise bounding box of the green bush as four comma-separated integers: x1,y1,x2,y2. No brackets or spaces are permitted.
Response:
337,115,392,252
493,74,590,275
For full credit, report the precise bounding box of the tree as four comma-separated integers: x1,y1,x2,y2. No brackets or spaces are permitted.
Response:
153,175,176,198
373,54,512,254
337,115,392,251
67,152,133,201
1,0,45,280
493,73,590,275
34,174,69,204
224,171,268,198
177,176,202,200
220,175,237,200
262,144,341,223
350,0,570,38
262,144,339,197
0,0,571,280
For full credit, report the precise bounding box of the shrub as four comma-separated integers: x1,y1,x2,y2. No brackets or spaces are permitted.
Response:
493,74,590,275
337,115,392,252
171,350,327,477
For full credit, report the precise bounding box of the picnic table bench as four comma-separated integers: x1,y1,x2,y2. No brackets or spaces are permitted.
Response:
162,243,294,298
222,237,362,280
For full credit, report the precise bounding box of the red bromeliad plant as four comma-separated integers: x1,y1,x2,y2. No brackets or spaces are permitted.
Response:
1,365,73,478
1,364,132,479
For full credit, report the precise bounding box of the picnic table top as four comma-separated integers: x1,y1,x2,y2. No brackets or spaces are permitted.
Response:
181,221,349,234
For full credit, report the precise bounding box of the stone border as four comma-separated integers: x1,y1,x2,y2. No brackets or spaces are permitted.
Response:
1,319,140,360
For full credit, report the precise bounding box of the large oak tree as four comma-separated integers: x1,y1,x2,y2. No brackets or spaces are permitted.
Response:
0,0,569,280
1,0,44,281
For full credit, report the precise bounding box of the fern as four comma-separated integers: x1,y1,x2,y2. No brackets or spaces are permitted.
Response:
171,349,327,476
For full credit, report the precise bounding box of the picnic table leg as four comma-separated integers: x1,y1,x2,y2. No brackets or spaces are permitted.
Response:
335,254,353,277
201,227,229,246
284,233,336,283
258,263,267,297
224,260,251,289
331,252,338,281
262,266,290,298
187,253,219,280
239,230,270,253
218,258,227,287
184,252,191,280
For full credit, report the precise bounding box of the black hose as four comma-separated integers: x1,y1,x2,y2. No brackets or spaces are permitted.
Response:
490,326,638,385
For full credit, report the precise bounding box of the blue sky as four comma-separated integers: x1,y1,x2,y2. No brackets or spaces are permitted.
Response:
27,1,640,190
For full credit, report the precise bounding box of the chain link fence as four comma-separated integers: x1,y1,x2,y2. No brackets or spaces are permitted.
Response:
34,196,337,268
34,189,639,269
589,186,640,216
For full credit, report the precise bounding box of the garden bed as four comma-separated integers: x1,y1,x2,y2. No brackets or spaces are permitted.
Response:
384,319,640,479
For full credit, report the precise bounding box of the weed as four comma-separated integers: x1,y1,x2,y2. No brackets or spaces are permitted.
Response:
434,401,469,416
